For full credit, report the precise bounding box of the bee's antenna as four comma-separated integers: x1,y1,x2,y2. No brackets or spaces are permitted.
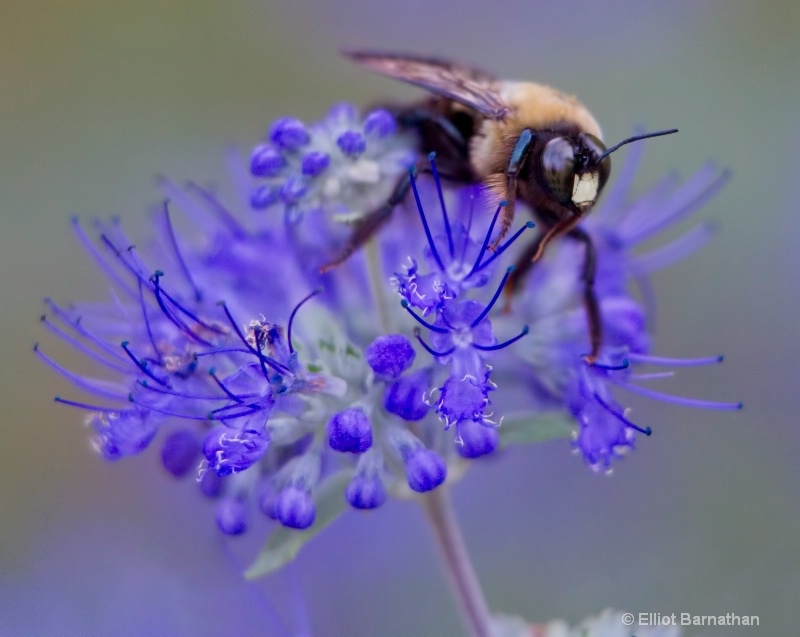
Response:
595,128,679,164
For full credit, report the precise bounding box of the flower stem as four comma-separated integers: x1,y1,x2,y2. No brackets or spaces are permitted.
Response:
420,486,493,637
364,238,392,332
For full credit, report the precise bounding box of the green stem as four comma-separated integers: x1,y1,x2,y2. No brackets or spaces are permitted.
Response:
420,486,493,637
364,238,392,332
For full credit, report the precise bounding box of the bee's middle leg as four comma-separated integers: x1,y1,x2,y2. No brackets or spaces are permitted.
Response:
567,226,602,364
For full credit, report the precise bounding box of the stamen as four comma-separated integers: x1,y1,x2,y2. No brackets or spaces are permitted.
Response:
288,288,322,353
594,393,652,435
138,279,163,364
470,266,515,327
150,272,214,346
628,372,675,381
209,367,244,403
195,348,252,357
120,341,170,387
54,396,122,413
40,315,129,373
625,353,725,367
185,181,247,239
217,301,289,375
127,393,212,421
138,379,255,401
70,218,137,299
473,326,529,351
413,327,456,358
151,272,225,335
44,299,129,363
590,359,630,371
476,221,535,272
408,167,445,271
34,345,128,399
400,300,448,333
163,202,203,302
428,152,454,258
614,381,743,410
467,201,506,278
98,233,149,284
211,407,263,422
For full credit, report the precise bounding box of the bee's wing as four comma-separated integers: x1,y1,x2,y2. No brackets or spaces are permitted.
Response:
345,51,511,121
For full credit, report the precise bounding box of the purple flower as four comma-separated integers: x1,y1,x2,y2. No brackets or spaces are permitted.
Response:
37,109,739,571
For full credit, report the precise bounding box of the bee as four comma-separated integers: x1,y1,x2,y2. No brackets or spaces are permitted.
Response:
324,51,677,363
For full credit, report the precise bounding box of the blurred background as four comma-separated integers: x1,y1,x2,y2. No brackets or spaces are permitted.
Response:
1,1,798,635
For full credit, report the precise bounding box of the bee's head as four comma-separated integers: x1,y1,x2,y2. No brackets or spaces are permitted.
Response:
539,128,679,216
540,133,610,215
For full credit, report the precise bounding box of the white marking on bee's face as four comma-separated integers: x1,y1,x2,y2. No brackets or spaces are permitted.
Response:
572,172,599,206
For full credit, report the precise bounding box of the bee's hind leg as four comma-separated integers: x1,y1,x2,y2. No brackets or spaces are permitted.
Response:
319,171,413,273
319,149,465,273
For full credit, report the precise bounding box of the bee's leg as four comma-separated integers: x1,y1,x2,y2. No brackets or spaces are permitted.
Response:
319,154,464,273
566,226,602,364
503,213,578,306
490,129,535,250
503,230,547,308
319,171,412,273
396,107,469,158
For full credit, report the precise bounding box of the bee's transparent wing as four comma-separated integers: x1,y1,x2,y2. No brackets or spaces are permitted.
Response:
345,50,510,121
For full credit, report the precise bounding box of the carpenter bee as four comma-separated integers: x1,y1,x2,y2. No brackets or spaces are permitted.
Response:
325,51,677,363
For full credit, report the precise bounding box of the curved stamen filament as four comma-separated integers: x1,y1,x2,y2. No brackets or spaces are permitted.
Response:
473,326,529,351
120,341,170,387
470,266,515,327
594,393,652,435
409,167,445,271
467,201,505,278
428,152,454,258
413,328,456,358
288,288,322,353
401,300,448,333
475,221,535,272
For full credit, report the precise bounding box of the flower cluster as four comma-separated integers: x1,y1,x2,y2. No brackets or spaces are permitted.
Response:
36,103,739,565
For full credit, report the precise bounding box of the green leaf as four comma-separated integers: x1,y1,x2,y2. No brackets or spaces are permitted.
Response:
499,410,575,447
244,470,352,580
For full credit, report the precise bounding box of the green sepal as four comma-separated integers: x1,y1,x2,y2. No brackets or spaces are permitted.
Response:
244,470,352,580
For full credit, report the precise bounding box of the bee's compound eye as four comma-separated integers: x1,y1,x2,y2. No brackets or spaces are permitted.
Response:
542,137,575,205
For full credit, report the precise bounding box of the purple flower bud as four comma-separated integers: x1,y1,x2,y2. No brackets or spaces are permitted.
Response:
327,102,358,123
366,334,416,380
280,176,308,205
202,424,270,477
275,486,316,529
404,448,447,492
199,469,223,498
456,420,499,458
364,109,397,138
346,474,387,509
327,407,373,453
250,184,280,209
336,130,366,157
301,151,330,177
269,117,310,150
384,368,431,421
250,144,286,177
160,429,200,478
90,411,157,461
216,498,247,535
